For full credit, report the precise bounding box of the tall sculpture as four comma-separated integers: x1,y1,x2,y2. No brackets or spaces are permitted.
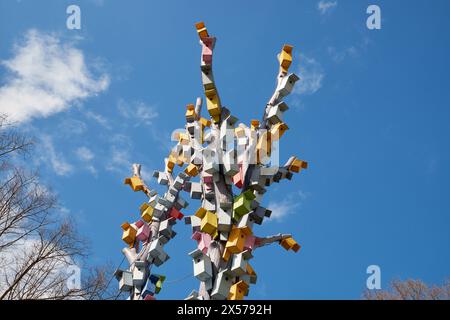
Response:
115,22,308,300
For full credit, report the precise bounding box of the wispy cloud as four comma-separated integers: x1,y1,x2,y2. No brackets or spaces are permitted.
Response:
327,37,371,63
268,190,309,222
317,1,337,15
57,118,87,136
75,146,97,175
0,29,109,123
327,46,358,63
117,99,158,126
84,110,111,129
294,54,324,96
39,134,73,176
75,146,94,162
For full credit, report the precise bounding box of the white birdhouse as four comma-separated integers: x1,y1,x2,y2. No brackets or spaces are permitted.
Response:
211,269,235,300
189,248,213,282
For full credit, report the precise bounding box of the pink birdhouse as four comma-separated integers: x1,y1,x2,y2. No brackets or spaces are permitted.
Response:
201,37,215,64
191,231,212,254
136,222,150,242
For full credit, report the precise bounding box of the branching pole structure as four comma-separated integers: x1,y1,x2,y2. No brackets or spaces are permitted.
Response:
116,22,308,300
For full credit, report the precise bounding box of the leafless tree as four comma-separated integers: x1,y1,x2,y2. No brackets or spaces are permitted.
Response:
363,279,450,300
0,114,114,300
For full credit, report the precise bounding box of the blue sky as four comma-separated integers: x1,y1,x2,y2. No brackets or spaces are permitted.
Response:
1,0,449,299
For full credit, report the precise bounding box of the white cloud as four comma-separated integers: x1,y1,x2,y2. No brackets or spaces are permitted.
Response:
40,134,73,176
0,29,109,123
317,1,337,15
327,46,358,63
117,99,158,126
294,54,324,96
75,146,98,175
327,37,371,63
58,118,87,135
106,145,132,176
268,190,309,222
75,146,94,162
84,110,111,129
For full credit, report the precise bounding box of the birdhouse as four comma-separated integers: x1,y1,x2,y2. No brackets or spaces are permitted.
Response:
185,104,196,122
121,222,137,246
140,202,154,223
225,225,253,254
250,206,272,225
211,269,234,300
267,101,289,125
200,211,218,236
206,94,221,118
184,163,199,177
191,231,212,254
237,213,254,229
201,66,215,90
233,190,255,220
115,269,133,292
189,182,202,199
280,237,301,252
195,21,209,39
217,209,232,232
232,165,244,189
133,260,147,286
189,249,213,282
278,44,293,73
136,221,150,242
289,158,308,173
159,218,174,239
153,251,170,267
201,37,215,64
228,280,249,300
169,207,184,220
270,122,289,141
231,250,253,277
148,236,165,259
124,175,145,192
155,275,166,294
277,73,300,97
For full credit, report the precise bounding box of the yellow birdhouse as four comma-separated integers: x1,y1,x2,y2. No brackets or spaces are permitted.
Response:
270,122,289,140
121,222,137,246
185,163,199,177
185,104,196,121
206,94,221,117
140,203,154,223
228,280,249,300
225,225,252,254
124,176,144,192
200,211,218,235
289,158,308,173
280,237,301,252
278,44,293,73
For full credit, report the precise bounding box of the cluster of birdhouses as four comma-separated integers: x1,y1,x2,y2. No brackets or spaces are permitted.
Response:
115,164,190,300
117,22,308,300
